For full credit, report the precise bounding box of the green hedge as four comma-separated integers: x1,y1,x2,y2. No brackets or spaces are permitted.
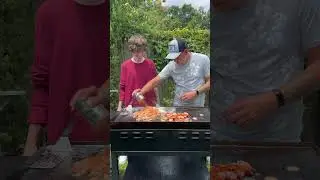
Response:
0,0,36,153
149,28,210,71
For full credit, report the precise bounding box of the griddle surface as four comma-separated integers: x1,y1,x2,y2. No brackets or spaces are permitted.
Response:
111,107,209,129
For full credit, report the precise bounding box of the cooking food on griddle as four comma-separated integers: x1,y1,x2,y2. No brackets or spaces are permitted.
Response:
133,106,161,121
161,112,191,122
211,161,255,180
133,107,192,122
72,149,109,179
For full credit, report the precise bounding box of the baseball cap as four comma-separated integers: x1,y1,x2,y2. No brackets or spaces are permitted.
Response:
165,38,188,59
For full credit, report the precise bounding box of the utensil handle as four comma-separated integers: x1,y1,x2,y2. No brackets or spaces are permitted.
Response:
62,117,75,137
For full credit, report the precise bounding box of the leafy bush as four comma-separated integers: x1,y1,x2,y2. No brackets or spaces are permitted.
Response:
149,28,210,72
0,0,36,153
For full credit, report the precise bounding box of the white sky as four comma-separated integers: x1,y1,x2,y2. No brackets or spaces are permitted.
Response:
162,0,210,11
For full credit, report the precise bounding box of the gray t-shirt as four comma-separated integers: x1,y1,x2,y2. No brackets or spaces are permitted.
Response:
159,53,210,107
211,0,320,141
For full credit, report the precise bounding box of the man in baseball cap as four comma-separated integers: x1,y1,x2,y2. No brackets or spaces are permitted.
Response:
131,38,210,179
134,37,210,106
165,38,188,60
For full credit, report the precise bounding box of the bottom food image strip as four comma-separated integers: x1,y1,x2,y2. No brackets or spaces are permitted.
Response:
211,161,255,180
72,149,109,180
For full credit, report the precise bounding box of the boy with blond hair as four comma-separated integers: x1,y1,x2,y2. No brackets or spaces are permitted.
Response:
117,34,158,111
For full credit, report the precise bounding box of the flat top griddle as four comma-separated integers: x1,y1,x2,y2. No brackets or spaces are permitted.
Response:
210,142,320,180
3,143,108,180
111,107,209,129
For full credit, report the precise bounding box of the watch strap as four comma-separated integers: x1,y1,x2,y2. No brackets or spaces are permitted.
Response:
272,89,285,108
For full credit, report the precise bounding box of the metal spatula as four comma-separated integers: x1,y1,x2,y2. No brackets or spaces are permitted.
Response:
47,120,74,156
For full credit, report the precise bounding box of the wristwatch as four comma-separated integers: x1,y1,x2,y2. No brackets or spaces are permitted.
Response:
195,90,200,96
272,89,285,108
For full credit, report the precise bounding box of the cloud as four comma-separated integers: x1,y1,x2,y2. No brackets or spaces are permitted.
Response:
162,0,210,11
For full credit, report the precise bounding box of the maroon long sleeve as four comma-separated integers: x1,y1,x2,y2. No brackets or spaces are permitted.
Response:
29,0,109,144
28,2,53,125
119,59,157,107
119,63,126,102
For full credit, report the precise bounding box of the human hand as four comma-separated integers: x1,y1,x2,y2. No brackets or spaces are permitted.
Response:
70,86,104,110
132,89,141,97
223,92,278,127
180,91,197,101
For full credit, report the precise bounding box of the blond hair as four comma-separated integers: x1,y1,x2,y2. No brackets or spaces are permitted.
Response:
128,35,147,52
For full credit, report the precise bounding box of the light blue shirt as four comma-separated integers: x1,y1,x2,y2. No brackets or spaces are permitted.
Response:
211,0,320,141
159,53,210,107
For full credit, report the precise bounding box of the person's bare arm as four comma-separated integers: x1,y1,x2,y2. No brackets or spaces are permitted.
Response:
140,76,161,95
197,55,211,94
279,1,320,103
138,62,171,96
117,101,123,111
25,124,42,149
197,75,210,94
280,47,320,103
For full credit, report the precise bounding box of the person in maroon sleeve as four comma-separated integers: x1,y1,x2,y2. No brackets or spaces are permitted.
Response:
117,35,158,111
23,0,108,156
